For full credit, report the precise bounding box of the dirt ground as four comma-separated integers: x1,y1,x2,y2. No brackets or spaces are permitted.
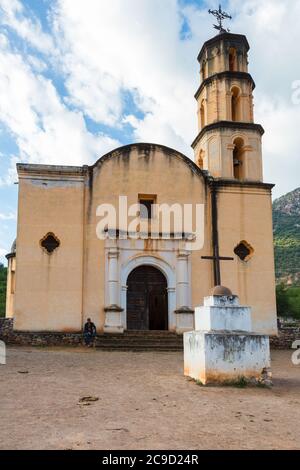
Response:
0,347,299,450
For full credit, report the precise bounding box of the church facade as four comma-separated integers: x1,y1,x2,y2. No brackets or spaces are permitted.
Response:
5,32,277,335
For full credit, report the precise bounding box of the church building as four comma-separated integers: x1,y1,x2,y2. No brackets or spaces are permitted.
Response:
5,31,277,336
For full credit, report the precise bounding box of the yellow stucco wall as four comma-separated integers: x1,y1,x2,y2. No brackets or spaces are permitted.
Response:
12,144,277,335
14,170,85,332
82,145,210,332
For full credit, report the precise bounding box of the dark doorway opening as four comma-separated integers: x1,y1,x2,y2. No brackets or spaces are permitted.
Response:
127,266,168,331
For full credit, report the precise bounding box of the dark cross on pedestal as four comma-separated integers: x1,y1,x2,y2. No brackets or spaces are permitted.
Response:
208,4,232,34
201,185,234,286
201,254,234,287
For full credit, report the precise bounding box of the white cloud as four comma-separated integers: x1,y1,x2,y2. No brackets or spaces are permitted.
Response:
0,248,7,259
0,35,120,185
0,0,299,199
0,0,54,54
0,212,16,220
256,97,300,198
51,0,199,154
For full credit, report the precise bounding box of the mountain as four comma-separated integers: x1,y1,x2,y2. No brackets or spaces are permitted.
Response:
273,187,300,285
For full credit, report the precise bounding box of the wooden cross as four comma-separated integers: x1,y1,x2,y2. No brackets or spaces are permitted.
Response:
201,254,234,287
202,184,234,287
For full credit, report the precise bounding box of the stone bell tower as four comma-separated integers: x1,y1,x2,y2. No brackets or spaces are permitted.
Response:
192,32,264,181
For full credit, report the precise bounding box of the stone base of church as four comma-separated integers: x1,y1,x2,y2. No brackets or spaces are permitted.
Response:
175,307,194,334
103,306,125,334
184,330,272,386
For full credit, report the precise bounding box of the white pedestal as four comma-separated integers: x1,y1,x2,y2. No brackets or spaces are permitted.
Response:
104,306,124,334
175,307,194,334
184,294,272,386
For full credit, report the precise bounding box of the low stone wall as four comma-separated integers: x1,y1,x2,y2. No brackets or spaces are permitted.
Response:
0,318,83,346
270,327,300,350
1,318,299,349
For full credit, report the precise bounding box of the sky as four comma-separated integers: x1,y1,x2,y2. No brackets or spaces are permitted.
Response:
0,0,299,263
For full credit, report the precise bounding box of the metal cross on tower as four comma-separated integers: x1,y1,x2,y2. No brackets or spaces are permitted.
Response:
208,4,232,34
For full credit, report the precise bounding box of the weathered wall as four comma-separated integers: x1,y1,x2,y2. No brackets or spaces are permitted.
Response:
12,145,277,336
194,128,263,181
14,167,85,332
82,145,210,331
217,184,277,335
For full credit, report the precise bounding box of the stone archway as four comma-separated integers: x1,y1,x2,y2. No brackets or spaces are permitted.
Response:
127,266,168,331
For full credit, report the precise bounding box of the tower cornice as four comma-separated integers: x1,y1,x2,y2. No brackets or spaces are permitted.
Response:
195,71,256,100
191,121,265,149
197,32,250,63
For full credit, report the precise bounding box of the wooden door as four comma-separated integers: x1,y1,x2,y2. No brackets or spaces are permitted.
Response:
127,266,168,331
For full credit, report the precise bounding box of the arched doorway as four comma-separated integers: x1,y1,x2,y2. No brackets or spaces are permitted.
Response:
127,266,168,331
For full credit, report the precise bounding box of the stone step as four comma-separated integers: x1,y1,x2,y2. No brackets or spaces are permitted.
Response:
96,342,183,347
96,345,183,351
100,331,181,337
96,336,183,342
95,331,184,351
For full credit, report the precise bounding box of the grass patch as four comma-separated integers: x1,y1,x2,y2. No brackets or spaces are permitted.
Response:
222,376,248,388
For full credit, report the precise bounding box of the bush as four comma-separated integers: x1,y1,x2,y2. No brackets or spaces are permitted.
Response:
276,283,300,320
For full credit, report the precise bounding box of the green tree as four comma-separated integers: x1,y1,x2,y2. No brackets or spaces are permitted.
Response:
0,263,7,317
276,283,290,318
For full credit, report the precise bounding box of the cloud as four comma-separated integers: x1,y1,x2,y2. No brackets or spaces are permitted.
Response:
0,248,8,259
0,0,299,200
0,0,54,53
0,212,16,220
0,31,120,185
50,0,200,154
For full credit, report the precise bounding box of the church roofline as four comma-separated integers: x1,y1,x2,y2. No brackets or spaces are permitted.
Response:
17,163,85,180
197,32,250,63
90,142,210,180
195,71,256,100
192,122,265,149
16,143,210,181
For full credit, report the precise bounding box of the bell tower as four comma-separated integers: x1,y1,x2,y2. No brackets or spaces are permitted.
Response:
192,31,264,182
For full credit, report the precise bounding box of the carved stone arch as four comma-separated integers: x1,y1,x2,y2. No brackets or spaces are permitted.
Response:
232,137,246,180
197,149,205,170
200,99,206,128
229,47,238,71
230,132,249,147
231,85,242,121
120,255,177,331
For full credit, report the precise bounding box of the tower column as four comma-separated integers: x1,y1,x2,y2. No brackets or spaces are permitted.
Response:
175,249,194,334
104,246,124,334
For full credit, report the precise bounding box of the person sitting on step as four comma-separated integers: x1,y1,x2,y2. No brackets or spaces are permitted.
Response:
83,318,97,347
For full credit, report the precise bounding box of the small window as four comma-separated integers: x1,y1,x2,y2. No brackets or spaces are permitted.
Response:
198,150,205,169
229,47,238,71
139,195,156,220
232,137,245,180
40,233,60,254
231,86,241,122
200,99,206,129
234,241,254,262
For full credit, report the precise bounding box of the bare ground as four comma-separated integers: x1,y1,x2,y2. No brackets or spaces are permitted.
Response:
0,347,299,450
